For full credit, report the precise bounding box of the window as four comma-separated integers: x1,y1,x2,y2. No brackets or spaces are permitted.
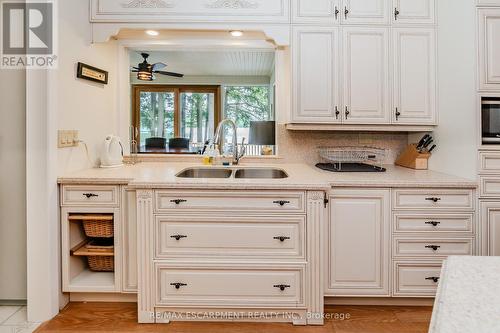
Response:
132,85,220,151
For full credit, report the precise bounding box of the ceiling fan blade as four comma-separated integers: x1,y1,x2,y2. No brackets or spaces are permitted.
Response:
131,66,139,70
131,70,139,72
155,70,184,78
152,62,167,71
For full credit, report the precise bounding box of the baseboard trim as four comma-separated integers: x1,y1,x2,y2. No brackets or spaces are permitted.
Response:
325,297,435,306
69,293,137,302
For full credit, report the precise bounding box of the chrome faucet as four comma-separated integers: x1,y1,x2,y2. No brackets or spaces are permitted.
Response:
213,119,246,165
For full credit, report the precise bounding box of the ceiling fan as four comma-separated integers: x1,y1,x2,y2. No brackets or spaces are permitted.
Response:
131,52,184,81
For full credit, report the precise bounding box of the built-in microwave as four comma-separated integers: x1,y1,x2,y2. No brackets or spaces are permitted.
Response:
482,97,500,144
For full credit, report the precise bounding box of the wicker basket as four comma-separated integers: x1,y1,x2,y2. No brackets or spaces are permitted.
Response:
82,216,114,238
87,255,114,272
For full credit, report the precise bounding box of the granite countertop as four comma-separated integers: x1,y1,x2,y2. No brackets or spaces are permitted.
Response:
429,256,500,333
57,162,477,189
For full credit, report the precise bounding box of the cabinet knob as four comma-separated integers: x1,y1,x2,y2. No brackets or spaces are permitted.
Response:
273,236,291,242
273,200,290,207
170,282,187,289
425,197,441,203
83,193,98,199
394,7,400,20
273,284,291,291
425,277,440,283
425,221,441,227
425,245,441,251
170,199,187,205
170,235,187,241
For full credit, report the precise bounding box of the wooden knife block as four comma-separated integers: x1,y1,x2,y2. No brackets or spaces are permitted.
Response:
395,144,431,170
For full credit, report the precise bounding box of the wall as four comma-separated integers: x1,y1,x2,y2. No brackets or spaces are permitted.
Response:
0,68,26,301
56,0,118,174
418,0,477,179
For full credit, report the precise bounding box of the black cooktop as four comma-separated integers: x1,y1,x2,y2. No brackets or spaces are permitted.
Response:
316,163,386,173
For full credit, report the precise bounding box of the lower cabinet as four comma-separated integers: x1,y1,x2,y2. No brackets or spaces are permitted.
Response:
326,189,391,296
122,188,138,293
393,261,442,297
480,201,500,256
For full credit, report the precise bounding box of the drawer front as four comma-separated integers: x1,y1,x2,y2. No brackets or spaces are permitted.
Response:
480,177,500,198
393,261,442,296
393,189,474,211
155,190,306,213
479,152,500,174
393,238,473,257
155,264,305,307
155,216,305,259
61,185,119,206
393,213,473,234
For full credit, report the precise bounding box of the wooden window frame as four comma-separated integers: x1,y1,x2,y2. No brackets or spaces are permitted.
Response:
132,85,221,145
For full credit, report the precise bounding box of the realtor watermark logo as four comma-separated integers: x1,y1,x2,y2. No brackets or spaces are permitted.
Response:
1,0,57,69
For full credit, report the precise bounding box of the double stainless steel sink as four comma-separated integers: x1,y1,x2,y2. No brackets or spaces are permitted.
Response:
176,167,288,179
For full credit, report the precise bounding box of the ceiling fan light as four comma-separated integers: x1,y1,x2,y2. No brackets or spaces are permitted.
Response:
137,70,153,81
145,30,159,36
230,30,243,37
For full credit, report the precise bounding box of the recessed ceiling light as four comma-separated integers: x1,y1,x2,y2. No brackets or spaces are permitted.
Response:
230,30,243,37
145,30,159,36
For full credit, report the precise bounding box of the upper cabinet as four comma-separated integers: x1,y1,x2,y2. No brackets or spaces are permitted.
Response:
342,27,390,124
90,0,290,23
478,9,500,91
342,0,390,25
292,0,340,25
477,0,500,6
392,28,436,124
393,0,436,25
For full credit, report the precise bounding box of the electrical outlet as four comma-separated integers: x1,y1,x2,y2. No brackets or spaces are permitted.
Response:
58,130,79,148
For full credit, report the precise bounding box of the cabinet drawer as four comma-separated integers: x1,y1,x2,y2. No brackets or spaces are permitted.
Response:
155,263,305,308
155,190,306,213
393,213,473,234
392,189,474,211
393,261,442,297
480,177,500,198
61,185,119,207
155,216,305,259
393,238,473,258
479,152,500,174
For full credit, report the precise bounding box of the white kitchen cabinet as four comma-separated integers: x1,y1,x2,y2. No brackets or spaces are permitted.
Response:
326,189,390,296
292,27,341,123
392,28,436,124
393,0,436,25
342,27,391,124
477,0,500,6
122,188,137,293
342,0,390,25
480,201,500,256
292,0,340,24
478,9,500,91
90,0,290,23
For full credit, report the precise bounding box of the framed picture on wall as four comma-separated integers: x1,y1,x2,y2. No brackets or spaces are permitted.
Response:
76,62,108,84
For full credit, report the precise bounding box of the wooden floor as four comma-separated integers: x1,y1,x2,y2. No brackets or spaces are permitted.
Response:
35,302,432,333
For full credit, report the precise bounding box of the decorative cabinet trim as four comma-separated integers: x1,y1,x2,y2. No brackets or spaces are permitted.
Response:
205,0,259,9
121,0,175,8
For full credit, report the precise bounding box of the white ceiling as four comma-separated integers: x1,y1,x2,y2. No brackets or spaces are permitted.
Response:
130,50,275,77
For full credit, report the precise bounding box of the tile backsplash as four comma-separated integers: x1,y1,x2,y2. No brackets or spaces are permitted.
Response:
276,124,409,165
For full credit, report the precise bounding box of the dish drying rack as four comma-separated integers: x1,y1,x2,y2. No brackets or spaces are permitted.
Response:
317,147,387,172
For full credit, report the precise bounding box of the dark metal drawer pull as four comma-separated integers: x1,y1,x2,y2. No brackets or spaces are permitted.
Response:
425,197,441,203
425,277,440,283
273,236,291,242
334,6,339,19
425,221,441,227
83,193,98,199
425,245,441,251
273,200,290,207
170,282,187,289
170,199,187,205
394,7,400,20
170,235,187,241
273,284,291,291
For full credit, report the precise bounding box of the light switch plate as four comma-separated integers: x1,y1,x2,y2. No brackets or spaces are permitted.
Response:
58,130,79,148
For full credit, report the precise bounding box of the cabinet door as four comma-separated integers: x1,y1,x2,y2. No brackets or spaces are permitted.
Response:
480,201,500,256
393,0,436,25
326,189,390,296
342,0,390,25
292,0,340,24
292,27,341,123
392,28,436,125
342,27,390,124
477,0,500,6
122,189,137,292
478,9,500,91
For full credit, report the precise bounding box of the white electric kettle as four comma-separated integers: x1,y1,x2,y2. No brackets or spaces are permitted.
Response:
100,135,124,168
